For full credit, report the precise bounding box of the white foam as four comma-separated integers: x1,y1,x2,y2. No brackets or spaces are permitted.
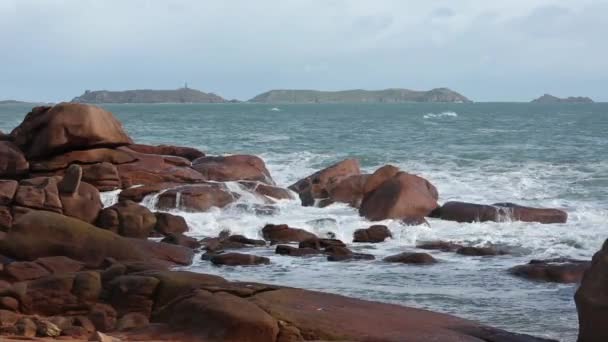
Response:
99,190,121,208
423,111,458,119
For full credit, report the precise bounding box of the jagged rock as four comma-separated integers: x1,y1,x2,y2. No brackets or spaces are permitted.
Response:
10,103,133,159
289,159,361,206
192,154,274,184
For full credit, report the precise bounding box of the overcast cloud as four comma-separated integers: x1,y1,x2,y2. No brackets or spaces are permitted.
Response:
1,0,606,102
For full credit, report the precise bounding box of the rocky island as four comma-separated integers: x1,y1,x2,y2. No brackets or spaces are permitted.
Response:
71,87,229,104
0,102,603,341
249,87,471,103
531,94,594,103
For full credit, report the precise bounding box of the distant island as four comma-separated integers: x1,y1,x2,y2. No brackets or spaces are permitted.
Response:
71,87,229,104
531,94,594,103
248,88,471,103
0,100,36,104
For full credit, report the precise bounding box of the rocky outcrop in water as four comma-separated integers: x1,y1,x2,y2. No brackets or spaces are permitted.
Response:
250,87,472,103
531,94,594,103
72,87,227,104
0,102,569,341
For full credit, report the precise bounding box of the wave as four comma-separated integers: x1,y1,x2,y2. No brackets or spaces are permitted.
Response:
423,111,458,119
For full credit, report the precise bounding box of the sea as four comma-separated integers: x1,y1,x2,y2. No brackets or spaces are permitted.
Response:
1,102,607,341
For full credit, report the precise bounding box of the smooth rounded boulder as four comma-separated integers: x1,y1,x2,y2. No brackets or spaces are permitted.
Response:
289,159,361,206
192,155,274,184
436,201,567,224
96,200,157,238
353,225,392,243
10,103,133,159
156,183,237,211
359,172,439,221
261,224,317,244
327,174,370,208
510,258,590,283
384,252,437,264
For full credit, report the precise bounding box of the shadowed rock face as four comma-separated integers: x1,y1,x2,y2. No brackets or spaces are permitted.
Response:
576,239,608,341
510,258,590,284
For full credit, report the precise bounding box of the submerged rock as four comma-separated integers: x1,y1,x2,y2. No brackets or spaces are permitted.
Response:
210,253,270,266
436,201,567,224
384,252,437,264
510,258,590,283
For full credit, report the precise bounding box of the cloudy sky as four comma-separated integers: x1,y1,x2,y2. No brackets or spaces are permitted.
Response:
1,0,606,102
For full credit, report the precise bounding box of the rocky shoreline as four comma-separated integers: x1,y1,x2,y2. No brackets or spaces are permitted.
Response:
0,102,602,341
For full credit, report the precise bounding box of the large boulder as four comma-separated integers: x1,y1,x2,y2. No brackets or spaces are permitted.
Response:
510,258,590,283
250,288,548,342
154,289,279,342
127,144,205,161
96,200,156,238
0,141,29,178
261,224,317,244
575,239,608,341
116,147,205,188
359,172,439,221
28,148,136,172
0,211,193,267
288,159,361,206
327,174,370,207
156,183,237,211
10,103,133,159
154,212,189,236
436,201,568,224
192,155,274,185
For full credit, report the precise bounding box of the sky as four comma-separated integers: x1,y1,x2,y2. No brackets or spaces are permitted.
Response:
1,0,607,102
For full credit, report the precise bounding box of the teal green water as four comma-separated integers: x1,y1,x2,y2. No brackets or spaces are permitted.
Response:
1,102,607,341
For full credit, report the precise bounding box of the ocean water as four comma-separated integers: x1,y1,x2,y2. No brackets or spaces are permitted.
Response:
2,102,608,341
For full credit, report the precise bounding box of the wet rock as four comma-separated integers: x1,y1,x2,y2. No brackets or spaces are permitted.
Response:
210,253,270,266
192,154,274,184
359,172,439,221
363,165,401,195
96,200,156,238
353,225,392,243
227,235,266,246
510,258,590,284
161,233,201,249
154,289,279,342
576,239,608,341
416,241,464,252
0,141,29,178
327,174,370,208
154,212,188,235
299,237,346,250
239,181,294,201
157,183,237,211
10,103,133,159
261,224,317,244
456,246,507,256
384,252,437,264
437,201,568,224
289,159,361,206
326,246,375,262
127,143,205,161
235,203,279,216
275,245,321,257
